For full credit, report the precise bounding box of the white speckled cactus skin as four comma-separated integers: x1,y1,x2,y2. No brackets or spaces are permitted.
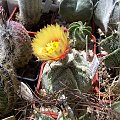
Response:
41,49,92,95
100,24,120,68
100,33,120,54
18,0,42,29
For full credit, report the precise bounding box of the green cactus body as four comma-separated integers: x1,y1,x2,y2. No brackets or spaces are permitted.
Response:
68,21,92,50
100,33,120,53
0,21,32,68
70,51,92,92
104,48,120,68
41,49,92,94
18,0,42,29
100,23,120,69
59,0,93,23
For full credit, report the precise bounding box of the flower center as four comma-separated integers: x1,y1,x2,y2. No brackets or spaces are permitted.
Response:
45,41,59,54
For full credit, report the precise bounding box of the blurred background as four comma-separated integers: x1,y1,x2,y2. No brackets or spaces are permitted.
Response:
0,0,18,17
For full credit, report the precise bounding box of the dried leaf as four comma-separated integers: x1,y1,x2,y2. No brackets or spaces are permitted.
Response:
20,82,33,102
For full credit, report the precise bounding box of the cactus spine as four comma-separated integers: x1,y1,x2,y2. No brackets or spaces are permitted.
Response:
18,0,42,29
68,21,92,50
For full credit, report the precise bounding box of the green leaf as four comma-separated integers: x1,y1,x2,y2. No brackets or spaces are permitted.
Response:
112,101,120,113
69,22,81,28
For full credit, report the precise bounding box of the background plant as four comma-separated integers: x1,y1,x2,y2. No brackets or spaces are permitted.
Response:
17,0,42,29
68,21,92,50
59,0,120,33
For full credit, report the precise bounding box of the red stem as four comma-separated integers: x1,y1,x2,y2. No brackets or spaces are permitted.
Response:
37,62,47,93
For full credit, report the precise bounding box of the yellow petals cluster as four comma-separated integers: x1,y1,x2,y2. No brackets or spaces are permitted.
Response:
32,24,69,61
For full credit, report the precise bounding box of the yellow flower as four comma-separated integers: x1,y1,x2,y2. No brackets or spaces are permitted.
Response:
32,24,69,61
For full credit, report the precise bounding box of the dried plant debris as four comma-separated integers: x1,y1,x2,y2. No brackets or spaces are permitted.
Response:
26,88,120,120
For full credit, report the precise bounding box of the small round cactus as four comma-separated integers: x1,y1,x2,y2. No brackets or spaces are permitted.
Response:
68,21,92,50
0,20,32,68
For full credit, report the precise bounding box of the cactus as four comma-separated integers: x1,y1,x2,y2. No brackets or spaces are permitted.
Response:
104,48,120,68
18,0,42,29
100,33,120,53
41,49,92,94
68,21,92,50
0,62,20,118
59,0,93,23
94,0,115,32
0,7,31,117
0,20,32,68
100,23,120,68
